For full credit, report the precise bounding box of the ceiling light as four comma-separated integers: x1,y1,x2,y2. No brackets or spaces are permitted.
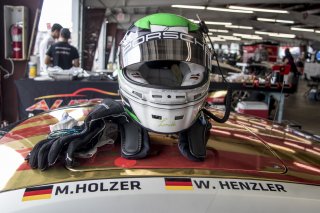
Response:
255,31,296,38
257,18,275,22
206,7,253,13
209,37,226,41
240,36,262,40
171,5,205,9
217,35,236,39
233,33,262,39
269,33,296,38
255,31,270,35
206,21,232,25
229,5,289,14
291,27,314,32
209,29,229,33
232,33,252,37
226,38,242,41
218,35,242,41
225,25,253,29
315,30,320,33
276,19,295,24
257,18,294,24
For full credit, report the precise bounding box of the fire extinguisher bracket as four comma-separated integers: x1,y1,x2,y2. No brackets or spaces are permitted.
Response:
3,5,29,61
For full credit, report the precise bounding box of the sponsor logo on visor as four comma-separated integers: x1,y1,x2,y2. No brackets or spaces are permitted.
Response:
122,31,210,55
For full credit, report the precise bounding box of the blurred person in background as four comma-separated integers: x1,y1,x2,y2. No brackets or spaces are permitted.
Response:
45,28,79,69
296,52,306,76
283,48,298,76
283,48,299,85
39,23,63,73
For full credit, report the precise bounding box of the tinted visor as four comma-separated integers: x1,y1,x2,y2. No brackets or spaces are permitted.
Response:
119,32,211,71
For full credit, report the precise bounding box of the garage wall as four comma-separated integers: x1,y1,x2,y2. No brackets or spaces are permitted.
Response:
0,0,43,123
82,8,106,71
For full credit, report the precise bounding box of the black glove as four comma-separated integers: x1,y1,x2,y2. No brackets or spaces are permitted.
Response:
60,121,106,167
26,138,55,169
84,99,127,124
26,99,127,170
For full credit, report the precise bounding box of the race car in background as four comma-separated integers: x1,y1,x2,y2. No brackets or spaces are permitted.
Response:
208,62,292,113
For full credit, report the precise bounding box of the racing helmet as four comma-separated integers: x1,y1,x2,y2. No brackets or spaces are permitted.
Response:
118,13,212,133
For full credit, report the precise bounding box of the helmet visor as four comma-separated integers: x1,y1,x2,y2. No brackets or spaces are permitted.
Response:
119,32,211,71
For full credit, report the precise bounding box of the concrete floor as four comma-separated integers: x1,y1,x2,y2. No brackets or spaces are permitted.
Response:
282,78,320,136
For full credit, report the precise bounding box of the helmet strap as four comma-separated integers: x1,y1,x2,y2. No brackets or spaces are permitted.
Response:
120,117,150,159
178,113,212,161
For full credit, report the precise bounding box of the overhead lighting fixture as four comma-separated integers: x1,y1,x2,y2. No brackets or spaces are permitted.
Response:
225,25,253,29
257,18,294,24
242,37,263,40
257,18,275,22
269,33,295,39
209,29,229,33
224,38,242,41
190,19,232,26
229,5,289,14
206,7,253,13
291,27,314,32
218,35,242,41
206,21,232,25
209,37,226,41
171,5,205,10
254,31,296,38
315,30,320,33
255,31,270,35
233,33,263,40
232,33,250,37
276,19,295,24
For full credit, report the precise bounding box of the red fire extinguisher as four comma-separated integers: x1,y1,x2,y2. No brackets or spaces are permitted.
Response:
10,23,23,59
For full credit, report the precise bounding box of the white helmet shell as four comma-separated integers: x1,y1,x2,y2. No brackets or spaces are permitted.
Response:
118,13,212,133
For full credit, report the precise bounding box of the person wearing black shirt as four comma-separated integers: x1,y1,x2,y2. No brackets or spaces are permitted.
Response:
282,48,298,76
282,48,299,86
45,28,79,70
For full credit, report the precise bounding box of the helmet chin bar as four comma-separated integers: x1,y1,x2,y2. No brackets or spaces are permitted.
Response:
121,88,208,134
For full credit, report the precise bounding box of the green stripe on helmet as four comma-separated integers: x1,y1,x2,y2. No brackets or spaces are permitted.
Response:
134,13,199,31
124,108,141,123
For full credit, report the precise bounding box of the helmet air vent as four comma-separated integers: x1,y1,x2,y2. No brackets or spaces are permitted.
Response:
176,95,186,99
194,93,202,100
175,115,184,120
152,95,162,98
152,115,162,120
132,91,143,98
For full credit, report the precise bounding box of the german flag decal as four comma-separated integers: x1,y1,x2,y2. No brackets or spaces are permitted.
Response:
22,185,53,201
164,178,193,190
